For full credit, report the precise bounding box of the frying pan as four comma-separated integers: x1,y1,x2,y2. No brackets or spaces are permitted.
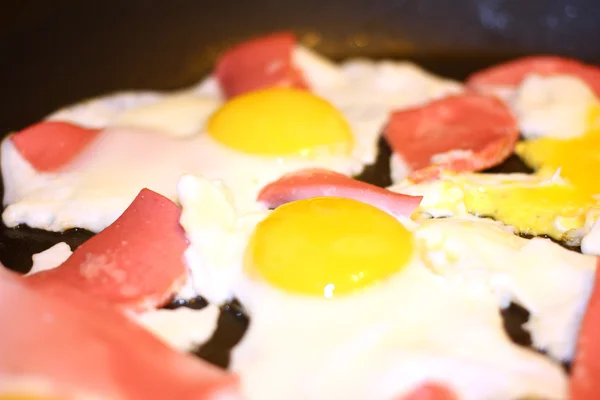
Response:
1,0,598,370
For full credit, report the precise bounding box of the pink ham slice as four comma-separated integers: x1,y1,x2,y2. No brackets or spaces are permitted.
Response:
396,383,458,400
215,31,309,99
257,168,422,217
27,188,188,313
466,55,600,98
11,121,100,172
0,268,239,400
570,258,600,400
384,93,519,182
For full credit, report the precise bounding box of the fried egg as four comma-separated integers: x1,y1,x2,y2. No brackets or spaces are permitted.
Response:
178,174,568,400
3,47,460,232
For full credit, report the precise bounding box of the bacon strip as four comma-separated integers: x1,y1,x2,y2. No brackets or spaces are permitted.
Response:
258,168,422,217
570,258,600,400
0,268,238,400
27,188,188,312
384,93,519,182
466,55,600,98
215,32,309,99
396,383,458,400
11,121,100,172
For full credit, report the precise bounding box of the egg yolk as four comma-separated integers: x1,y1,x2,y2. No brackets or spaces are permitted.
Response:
461,105,600,240
207,88,353,156
462,183,593,240
245,197,413,298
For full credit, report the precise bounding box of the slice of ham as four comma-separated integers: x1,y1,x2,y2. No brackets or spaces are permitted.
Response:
215,31,309,99
27,188,188,313
0,268,239,400
570,258,600,400
396,383,458,400
257,168,422,217
384,93,519,182
466,55,600,98
11,121,100,172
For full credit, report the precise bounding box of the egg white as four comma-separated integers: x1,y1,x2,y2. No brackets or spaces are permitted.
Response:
485,74,600,140
133,306,220,352
414,217,597,361
26,242,73,276
178,174,568,400
232,259,566,400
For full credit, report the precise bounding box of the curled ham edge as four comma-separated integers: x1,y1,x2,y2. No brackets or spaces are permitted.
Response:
26,188,189,313
257,168,422,217
0,267,238,400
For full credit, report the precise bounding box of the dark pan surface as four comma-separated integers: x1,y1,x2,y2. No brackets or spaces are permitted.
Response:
2,0,600,133
3,0,599,373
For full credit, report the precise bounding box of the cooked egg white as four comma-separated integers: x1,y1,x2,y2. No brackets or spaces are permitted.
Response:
46,91,164,129
26,242,73,276
133,306,220,352
414,217,596,361
582,218,600,255
178,174,567,400
510,74,600,140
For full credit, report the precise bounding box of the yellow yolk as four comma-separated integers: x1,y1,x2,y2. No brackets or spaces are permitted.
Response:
462,183,593,240
207,88,353,156
461,105,600,240
516,104,600,193
245,197,413,297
